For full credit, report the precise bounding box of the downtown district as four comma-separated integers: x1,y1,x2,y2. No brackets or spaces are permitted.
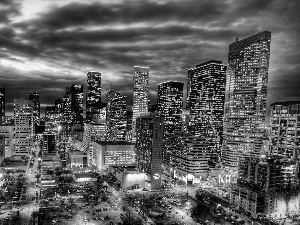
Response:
0,31,299,225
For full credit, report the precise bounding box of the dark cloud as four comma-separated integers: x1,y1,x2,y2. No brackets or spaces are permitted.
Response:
0,0,21,23
0,0,299,118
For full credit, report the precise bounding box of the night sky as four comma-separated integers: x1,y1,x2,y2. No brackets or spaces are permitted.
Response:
0,0,299,120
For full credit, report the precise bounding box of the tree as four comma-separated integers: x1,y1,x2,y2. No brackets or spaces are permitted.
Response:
191,203,212,222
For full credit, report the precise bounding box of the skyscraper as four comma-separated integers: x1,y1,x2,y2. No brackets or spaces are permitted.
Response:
106,91,127,141
29,92,40,124
13,99,32,155
86,72,101,124
135,114,164,190
132,66,149,142
0,88,5,125
187,60,226,159
222,31,271,168
157,81,184,134
71,84,83,125
62,88,72,132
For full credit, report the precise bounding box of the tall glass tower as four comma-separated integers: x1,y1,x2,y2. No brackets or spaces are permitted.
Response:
0,88,5,125
157,81,184,134
106,91,127,141
222,31,271,168
71,85,83,125
29,92,40,127
187,61,226,159
86,72,101,124
132,66,149,142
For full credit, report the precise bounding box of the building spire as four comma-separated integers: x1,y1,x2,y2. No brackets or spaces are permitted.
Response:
236,35,239,42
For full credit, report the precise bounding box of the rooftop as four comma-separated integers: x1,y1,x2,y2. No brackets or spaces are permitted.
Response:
270,101,300,106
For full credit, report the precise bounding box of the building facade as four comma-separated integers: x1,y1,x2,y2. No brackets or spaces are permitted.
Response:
269,101,300,159
187,60,226,162
90,142,135,172
0,88,5,125
0,126,14,158
13,99,32,155
41,132,57,156
86,72,101,124
164,132,211,180
230,156,300,219
135,115,164,190
106,91,127,141
157,81,184,134
132,66,149,142
29,92,40,127
71,84,83,125
222,31,271,168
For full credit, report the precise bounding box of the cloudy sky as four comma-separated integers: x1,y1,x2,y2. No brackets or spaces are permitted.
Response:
0,0,299,119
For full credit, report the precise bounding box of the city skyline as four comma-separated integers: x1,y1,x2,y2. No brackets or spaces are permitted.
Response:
0,0,299,120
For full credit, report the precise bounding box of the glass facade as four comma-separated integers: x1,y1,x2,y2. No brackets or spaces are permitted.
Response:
222,31,271,168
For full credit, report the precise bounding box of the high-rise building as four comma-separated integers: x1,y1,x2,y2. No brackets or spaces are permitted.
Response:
71,84,83,125
41,132,57,156
13,99,32,155
230,156,300,219
0,126,14,157
45,106,56,132
132,66,149,142
0,88,5,125
269,101,300,159
62,88,72,132
86,72,101,124
106,91,127,141
135,114,164,190
164,132,211,180
55,98,64,124
0,135,4,165
157,81,184,134
29,92,40,124
222,31,271,168
187,60,226,159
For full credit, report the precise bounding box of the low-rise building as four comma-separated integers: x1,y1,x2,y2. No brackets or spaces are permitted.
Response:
90,141,135,172
69,150,88,169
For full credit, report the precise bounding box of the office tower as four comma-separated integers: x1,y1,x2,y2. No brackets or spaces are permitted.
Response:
157,81,184,134
41,132,57,156
0,126,13,157
86,72,101,124
269,101,300,159
187,61,226,159
62,88,72,131
0,88,5,125
71,84,83,125
222,31,271,168
164,132,211,180
83,123,108,164
132,66,149,142
181,109,189,133
106,91,127,141
45,106,56,131
126,111,133,142
0,135,4,165
230,156,300,219
55,98,64,124
13,99,32,155
29,92,40,123
135,115,164,190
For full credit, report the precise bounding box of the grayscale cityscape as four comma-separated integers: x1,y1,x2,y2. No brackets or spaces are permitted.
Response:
0,0,299,225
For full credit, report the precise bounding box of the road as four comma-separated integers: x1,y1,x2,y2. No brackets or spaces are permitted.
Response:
108,187,153,225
